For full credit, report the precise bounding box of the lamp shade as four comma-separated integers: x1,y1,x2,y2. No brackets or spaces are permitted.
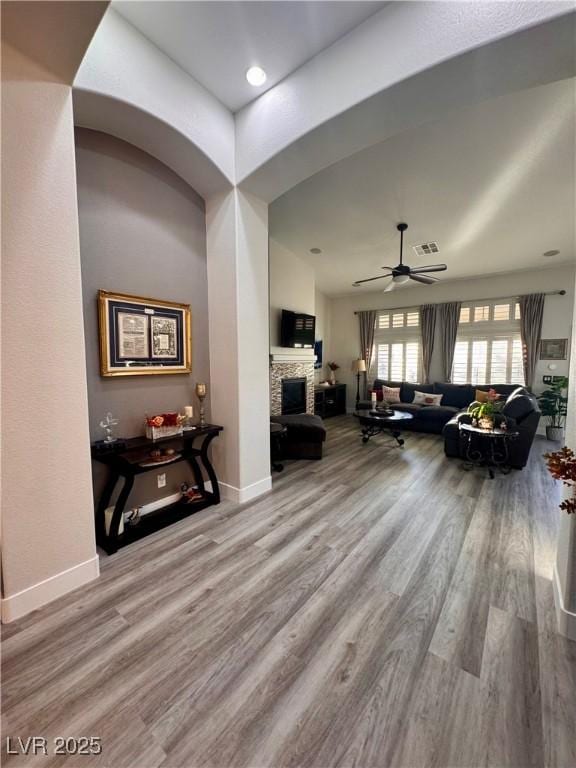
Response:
352,358,366,373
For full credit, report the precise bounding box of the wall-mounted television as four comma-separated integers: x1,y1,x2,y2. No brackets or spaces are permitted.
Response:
280,310,315,348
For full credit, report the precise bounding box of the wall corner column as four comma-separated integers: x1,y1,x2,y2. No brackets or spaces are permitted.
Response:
553,269,576,639
206,188,271,503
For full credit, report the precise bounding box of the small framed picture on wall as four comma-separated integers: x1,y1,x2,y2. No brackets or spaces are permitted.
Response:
539,338,568,361
98,290,192,376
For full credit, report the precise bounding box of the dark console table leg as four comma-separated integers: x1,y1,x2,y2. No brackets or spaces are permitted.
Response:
95,471,119,547
186,454,206,495
200,433,220,504
107,474,134,554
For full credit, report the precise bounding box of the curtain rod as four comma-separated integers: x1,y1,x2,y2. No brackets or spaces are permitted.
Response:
353,289,566,315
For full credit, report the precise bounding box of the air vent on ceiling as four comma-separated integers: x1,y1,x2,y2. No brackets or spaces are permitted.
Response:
412,242,439,257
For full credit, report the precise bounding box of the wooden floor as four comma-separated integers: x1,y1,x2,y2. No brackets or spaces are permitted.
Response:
2,416,575,768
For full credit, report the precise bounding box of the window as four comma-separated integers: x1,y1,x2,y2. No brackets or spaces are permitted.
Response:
372,309,421,383
451,299,524,385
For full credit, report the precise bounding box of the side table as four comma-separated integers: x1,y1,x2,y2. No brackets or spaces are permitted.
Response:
459,423,519,479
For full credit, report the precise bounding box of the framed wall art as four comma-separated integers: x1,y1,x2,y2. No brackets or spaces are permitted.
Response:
98,290,192,376
540,338,568,361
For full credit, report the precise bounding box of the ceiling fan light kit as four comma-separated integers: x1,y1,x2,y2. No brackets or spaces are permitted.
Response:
353,223,448,290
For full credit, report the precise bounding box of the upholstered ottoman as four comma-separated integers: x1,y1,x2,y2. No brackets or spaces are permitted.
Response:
270,414,326,460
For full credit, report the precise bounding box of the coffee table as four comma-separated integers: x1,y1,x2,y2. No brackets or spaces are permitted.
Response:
354,409,414,447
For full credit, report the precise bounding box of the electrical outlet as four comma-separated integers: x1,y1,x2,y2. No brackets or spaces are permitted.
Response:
157,473,166,489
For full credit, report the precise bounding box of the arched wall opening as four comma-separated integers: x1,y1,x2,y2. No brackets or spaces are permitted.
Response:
75,128,212,510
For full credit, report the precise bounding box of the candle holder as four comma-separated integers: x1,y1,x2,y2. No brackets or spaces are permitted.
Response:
195,383,207,428
182,405,196,431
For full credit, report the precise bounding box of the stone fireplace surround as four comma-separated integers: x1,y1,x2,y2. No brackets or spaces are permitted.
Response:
270,348,315,416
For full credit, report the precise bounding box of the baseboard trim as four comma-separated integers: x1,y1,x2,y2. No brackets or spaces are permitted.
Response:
139,482,215,516
1,555,100,624
219,476,272,504
553,563,576,641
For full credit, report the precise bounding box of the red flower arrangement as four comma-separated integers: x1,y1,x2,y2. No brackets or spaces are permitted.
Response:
146,412,182,428
544,446,576,514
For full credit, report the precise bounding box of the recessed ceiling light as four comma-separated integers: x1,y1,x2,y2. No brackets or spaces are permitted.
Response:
246,66,267,87
310,247,322,254
543,249,560,258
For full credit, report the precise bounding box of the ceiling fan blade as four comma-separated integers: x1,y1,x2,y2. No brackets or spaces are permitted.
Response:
409,273,438,285
409,264,447,274
380,265,396,271
353,273,393,286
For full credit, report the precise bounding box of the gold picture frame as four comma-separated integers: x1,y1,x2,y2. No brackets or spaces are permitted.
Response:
98,290,192,376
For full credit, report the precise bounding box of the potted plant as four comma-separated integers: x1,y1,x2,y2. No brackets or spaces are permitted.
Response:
544,446,576,514
468,388,504,430
538,376,568,441
327,361,340,385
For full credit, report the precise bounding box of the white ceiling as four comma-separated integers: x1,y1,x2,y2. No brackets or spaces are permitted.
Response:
112,1,387,112
270,78,576,296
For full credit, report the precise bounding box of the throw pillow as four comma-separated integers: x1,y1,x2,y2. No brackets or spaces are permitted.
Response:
475,389,502,403
382,385,401,404
413,390,443,406
368,388,384,402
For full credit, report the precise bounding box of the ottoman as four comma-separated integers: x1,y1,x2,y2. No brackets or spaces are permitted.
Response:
270,414,326,460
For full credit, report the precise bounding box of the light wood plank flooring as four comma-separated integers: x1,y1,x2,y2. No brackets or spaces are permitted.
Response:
2,416,575,768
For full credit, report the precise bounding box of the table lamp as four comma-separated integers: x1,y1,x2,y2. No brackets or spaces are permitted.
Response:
352,359,367,409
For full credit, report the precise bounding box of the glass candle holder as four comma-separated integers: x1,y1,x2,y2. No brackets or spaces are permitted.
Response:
195,383,207,427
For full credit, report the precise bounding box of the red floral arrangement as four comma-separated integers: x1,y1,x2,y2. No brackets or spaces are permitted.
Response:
544,446,576,514
146,412,182,428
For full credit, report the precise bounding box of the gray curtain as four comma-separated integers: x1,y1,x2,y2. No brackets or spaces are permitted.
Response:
358,310,376,397
420,304,437,384
439,302,462,382
519,293,545,390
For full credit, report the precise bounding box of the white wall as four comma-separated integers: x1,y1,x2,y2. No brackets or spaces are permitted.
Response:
207,189,271,503
328,265,575,410
74,9,234,198
269,239,315,347
554,267,576,638
1,43,99,621
314,287,332,382
237,3,574,200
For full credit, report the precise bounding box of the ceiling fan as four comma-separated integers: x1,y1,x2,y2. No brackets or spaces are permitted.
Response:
353,223,447,291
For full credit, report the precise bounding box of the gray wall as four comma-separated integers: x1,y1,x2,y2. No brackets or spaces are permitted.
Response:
76,128,210,507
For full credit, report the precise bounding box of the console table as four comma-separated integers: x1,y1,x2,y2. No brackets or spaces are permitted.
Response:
91,425,223,554
314,384,346,418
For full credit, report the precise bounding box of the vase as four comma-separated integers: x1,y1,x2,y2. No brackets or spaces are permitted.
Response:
329,371,336,385
479,416,494,430
546,425,565,442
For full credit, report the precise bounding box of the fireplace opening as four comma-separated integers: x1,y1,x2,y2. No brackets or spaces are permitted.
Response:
282,377,307,415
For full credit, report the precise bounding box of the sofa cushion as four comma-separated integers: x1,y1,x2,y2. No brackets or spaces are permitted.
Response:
433,382,475,409
474,388,504,404
502,390,536,421
392,403,423,415
477,384,524,398
418,405,459,424
413,391,443,406
401,382,433,403
373,379,403,392
382,385,402,404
